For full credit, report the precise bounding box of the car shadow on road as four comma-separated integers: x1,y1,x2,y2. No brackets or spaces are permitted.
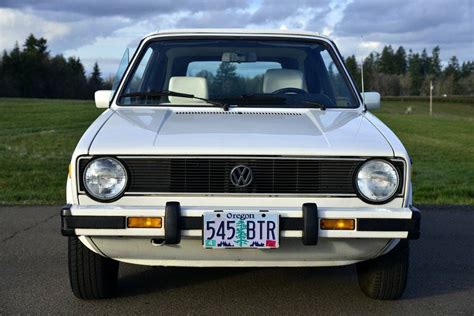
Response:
116,265,259,298
116,264,361,301
116,255,473,303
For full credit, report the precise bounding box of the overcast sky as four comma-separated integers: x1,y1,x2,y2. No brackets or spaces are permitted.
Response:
1,0,472,75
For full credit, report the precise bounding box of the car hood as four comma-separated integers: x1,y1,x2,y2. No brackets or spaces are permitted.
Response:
89,108,394,157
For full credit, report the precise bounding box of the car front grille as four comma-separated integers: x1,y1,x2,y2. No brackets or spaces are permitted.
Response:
78,157,404,195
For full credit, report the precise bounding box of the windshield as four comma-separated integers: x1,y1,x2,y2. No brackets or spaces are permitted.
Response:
118,39,359,108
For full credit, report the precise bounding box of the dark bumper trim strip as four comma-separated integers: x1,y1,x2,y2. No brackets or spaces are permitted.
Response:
280,217,303,230
61,205,421,240
358,205,421,239
61,204,126,236
64,216,125,229
179,216,203,229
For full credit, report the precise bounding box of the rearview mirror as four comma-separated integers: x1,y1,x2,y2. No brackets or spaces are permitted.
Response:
94,90,112,108
361,92,381,110
222,52,257,63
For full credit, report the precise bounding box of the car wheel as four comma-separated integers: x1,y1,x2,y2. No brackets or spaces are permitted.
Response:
68,237,119,299
356,239,409,300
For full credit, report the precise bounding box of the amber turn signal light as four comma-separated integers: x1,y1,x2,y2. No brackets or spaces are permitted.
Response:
320,219,355,230
127,217,162,228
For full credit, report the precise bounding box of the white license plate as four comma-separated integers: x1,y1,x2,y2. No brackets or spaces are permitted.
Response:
203,211,279,249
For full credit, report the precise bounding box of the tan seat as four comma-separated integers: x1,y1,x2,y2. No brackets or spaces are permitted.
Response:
168,76,208,103
263,69,305,93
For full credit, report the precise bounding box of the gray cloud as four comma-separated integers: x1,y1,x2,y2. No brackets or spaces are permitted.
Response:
0,0,472,70
171,0,332,30
0,0,254,54
169,9,253,29
249,0,330,25
332,0,473,62
335,0,473,42
50,17,131,53
0,0,248,18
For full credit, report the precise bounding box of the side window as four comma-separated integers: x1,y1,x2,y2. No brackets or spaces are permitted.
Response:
125,48,153,93
320,50,353,107
110,48,129,101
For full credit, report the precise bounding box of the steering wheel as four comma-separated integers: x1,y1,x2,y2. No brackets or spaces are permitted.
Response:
272,87,308,95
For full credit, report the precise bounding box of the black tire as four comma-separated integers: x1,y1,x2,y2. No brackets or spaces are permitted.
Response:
356,239,409,300
68,237,119,299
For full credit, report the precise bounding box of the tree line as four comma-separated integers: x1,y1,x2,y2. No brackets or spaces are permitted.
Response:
0,34,472,99
345,46,473,96
0,34,109,100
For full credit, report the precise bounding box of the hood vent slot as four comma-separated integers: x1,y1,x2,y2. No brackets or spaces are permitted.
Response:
175,111,302,116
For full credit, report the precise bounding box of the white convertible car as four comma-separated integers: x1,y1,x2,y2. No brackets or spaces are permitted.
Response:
61,29,420,300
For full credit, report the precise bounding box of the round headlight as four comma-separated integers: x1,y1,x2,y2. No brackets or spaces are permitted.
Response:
83,157,127,201
356,159,399,203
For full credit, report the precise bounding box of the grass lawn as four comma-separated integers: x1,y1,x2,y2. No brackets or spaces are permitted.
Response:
373,99,473,205
0,98,103,204
0,97,472,205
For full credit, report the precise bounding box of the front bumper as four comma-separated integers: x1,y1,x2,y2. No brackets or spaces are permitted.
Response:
61,203,421,241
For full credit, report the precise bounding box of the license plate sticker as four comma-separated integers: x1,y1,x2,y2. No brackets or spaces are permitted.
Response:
203,211,279,249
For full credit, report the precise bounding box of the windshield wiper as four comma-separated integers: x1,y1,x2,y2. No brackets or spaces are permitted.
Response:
300,100,326,110
121,90,229,111
239,94,326,110
239,94,287,102
219,94,288,106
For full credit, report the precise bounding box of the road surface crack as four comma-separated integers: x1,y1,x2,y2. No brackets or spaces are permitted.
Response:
1,213,57,242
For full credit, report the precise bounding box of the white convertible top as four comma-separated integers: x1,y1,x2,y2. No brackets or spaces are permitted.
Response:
143,28,330,40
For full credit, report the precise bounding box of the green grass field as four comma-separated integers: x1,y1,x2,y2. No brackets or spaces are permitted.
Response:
374,99,473,205
0,97,472,205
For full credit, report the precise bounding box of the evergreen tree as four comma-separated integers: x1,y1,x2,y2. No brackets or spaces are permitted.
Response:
379,45,396,74
407,51,424,95
65,57,88,99
88,62,104,98
394,46,407,75
47,55,69,98
444,56,460,78
24,34,48,56
443,56,462,94
431,46,442,77
458,64,473,95
420,48,431,76
0,44,21,96
460,61,473,77
362,52,379,91
211,62,241,97
21,34,51,97
234,219,248,247
345,55,361,88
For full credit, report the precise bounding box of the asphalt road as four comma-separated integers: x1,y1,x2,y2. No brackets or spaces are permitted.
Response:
0,205,473,315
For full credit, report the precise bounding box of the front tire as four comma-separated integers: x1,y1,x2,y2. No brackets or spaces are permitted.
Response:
356,240,409,300
68,237,119,299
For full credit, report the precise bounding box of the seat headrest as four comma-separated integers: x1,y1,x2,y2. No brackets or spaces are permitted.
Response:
263,69,305,93
168,76,208,103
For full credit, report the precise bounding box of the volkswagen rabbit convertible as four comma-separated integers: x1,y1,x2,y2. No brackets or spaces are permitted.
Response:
61,29,420,300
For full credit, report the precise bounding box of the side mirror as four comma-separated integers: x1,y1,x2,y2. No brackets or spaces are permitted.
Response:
94,90,112,108
361,92,381,110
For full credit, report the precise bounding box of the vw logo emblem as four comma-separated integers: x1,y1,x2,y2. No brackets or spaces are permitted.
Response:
230,165,253,187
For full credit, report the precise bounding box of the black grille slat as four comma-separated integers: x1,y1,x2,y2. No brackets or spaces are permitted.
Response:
78,158,404,195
